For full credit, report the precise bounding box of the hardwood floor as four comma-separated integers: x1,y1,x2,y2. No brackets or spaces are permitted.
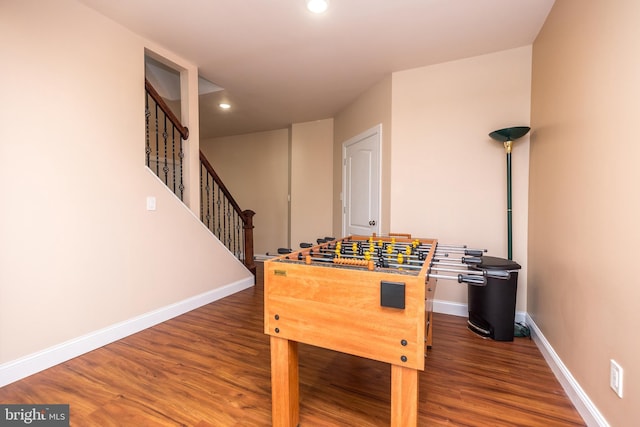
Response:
0,262,585,426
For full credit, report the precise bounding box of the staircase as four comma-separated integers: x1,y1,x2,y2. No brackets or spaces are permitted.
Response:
145,79,255,274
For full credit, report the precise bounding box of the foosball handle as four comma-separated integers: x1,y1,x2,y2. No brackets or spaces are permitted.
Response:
464,249,485,257
484,270,511,279
458,274,486,286
461,256,482,265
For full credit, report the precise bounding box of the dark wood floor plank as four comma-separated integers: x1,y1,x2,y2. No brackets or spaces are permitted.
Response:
0,262,584,426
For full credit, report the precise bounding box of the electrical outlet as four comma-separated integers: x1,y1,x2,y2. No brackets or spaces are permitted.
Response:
610,359,623,398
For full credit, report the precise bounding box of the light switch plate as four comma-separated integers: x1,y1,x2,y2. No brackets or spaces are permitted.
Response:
146,196,156,211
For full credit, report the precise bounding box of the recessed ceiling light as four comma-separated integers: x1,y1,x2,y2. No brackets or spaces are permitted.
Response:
306,0,329,14
219,103,231,109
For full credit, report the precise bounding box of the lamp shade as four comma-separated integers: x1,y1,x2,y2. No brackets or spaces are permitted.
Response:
489,126,530,142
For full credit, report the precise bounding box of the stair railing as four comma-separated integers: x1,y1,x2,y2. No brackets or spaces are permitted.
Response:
200,152,256,274
145,79,255,273
145,79,188,200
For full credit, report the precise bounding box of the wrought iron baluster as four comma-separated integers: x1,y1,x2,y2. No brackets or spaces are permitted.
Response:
230,204,234,251
222,195,227,245
162,115,169,185
171,126,176,195
203,170,208,228
145,94,151,167
178,135,184,200
233,211,238,257
238,213,243,259
210,177,215,235
216,184,222,238
154,103,159,175
225,197,230,247
200,164,204,223
240,215,245,260
236,211,242,259
241,223,246,260
208,173,214,233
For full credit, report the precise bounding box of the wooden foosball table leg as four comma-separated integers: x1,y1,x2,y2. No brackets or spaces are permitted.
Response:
390,365,418,427
270,336,299,427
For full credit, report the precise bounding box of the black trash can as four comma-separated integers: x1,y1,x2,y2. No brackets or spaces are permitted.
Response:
467,256,521,341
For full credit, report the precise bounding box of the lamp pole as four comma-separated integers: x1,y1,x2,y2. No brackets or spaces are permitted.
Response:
489,126,530,260
504,139,514,260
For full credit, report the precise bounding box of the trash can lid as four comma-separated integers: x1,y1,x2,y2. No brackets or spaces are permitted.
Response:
476,256,521,271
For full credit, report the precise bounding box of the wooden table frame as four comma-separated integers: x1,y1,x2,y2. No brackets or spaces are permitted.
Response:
264,235,437,426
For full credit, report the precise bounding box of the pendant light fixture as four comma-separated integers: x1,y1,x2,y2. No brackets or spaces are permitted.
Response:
306,0,329,14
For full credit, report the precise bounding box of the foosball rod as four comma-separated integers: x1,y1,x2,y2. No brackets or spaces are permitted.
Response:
429,266,511,279
435,248,486,257
356,240,487,256
316,247,428,262
300,253,423,271
427,273,486,286
313,248,484,270
310,248,484,270
323,254,424,270
432,256,484,265
376,261,423,270
324,242,443,257
340,239,435,251
334,241,487,259
341,253,428,267
332,241,429,252
296,250,390,264
299,253,500,277
314,244,425,258
300,254,376,270
353,243,486,257
342,236,486,253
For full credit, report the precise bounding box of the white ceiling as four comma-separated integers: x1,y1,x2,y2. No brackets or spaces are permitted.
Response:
80,0,555,139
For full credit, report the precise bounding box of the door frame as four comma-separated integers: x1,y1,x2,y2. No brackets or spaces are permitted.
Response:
341,124,382,237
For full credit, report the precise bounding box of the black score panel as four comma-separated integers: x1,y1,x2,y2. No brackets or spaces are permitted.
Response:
380,281,406,309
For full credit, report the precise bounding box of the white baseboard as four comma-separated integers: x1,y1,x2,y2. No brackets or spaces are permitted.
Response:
433,300,527,323
436,304,606,425
525,314,609,427
433,299,468,317
1,288,608,427
0,277,254,388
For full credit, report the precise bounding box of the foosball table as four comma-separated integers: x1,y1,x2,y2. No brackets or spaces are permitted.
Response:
264,234,497,426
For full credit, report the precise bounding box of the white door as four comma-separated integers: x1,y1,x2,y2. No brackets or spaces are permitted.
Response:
342,125,381,236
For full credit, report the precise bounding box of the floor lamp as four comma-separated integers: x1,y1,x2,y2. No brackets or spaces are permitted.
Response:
488,126,530,260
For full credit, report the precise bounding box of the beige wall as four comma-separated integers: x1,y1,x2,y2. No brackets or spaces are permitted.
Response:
290,119,334,248
531,1,640,424
333,76,392,238
391,47,532,307
0,0,251,366
10,0,632,421
200,129,290,255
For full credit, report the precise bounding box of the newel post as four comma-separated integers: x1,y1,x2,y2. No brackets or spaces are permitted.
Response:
242,209,256,275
